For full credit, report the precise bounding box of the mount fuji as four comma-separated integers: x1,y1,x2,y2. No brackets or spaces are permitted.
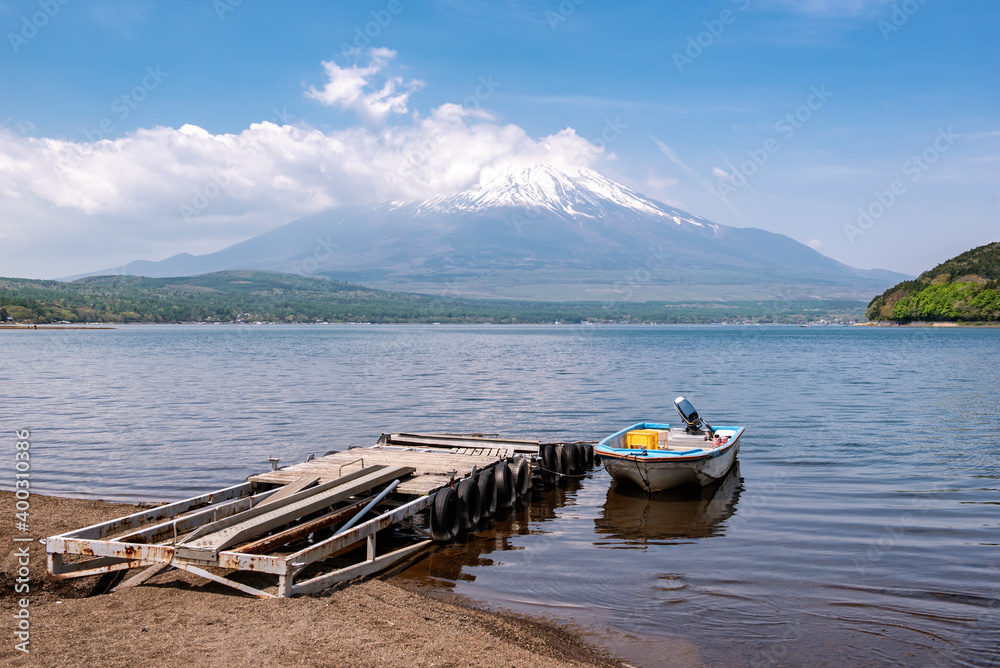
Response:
74,163,907,300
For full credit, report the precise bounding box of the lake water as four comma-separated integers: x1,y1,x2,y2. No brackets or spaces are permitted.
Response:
3,324,998,666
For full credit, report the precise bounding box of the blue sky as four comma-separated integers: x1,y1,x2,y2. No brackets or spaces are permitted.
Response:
1,0,998,279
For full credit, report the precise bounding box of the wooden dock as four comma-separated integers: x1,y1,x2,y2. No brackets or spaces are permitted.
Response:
250,447,505,496
45,433,596,598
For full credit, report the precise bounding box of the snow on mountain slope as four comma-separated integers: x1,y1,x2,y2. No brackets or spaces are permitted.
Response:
387,162,717,231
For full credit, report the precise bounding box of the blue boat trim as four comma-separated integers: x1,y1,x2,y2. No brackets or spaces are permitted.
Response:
596,423,745,463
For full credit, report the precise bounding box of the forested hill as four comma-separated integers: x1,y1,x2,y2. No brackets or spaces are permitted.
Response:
0,270,864,324
866,242,1000,322
0,271,548,324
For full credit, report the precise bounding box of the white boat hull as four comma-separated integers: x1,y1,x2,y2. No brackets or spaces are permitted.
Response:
599,434,741,494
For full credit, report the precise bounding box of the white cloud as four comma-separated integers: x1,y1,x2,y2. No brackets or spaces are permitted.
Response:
641,171,683,208
652,137,746,224
644,171,680,191
305,48,424,123
806,238,823,250
0,112,596,224
712,166,731,181
0,56,608,277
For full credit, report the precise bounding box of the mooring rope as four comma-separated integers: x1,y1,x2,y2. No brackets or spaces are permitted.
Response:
534,466,589,478
632,454,651,490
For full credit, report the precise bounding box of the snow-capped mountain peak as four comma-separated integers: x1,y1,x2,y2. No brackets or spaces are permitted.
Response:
397,162,713,229
71,160,907,302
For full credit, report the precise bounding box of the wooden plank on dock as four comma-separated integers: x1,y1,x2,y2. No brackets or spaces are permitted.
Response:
176,466,412,558
257,474,320,508
250,448,500,488
229,496,371,555
386,432,539,452
396,474,455,496
186,467,384,544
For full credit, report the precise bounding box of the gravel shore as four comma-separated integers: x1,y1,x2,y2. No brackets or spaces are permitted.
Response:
1,491,626,668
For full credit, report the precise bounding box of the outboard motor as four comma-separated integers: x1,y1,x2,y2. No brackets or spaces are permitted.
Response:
674,396,714,436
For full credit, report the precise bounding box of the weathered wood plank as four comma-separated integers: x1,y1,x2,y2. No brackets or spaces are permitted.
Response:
54,483,254,541
388,433,539,449
229,496,371,554
253,450,497,475
257,475,320,507
113,488,279,545
396,475,455,495
179,466,413,557
248,446,503,499
183,467,387,545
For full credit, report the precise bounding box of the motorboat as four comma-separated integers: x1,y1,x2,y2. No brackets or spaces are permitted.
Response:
596,397,744,493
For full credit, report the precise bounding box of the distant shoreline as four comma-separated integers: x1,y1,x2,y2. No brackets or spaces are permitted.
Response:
0,321,858,329
0,325,116,330
5,321,999,329
855,321,1000,328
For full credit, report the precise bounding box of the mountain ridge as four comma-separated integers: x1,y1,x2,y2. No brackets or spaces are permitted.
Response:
69,162,909,300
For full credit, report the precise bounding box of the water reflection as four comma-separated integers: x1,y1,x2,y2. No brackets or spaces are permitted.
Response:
8,325,998,666
397,477,592,587
595,463,743,546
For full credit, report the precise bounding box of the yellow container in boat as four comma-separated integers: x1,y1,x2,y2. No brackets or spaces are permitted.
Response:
627,429,660,449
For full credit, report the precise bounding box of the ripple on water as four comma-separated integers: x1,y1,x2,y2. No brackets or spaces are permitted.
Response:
3,324,999,666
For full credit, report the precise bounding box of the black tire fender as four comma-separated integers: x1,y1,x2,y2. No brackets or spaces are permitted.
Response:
513,457,532,497
495,462,516,510
565,443,583,474
430,486,459,542
456,477,481,532
557,445,570,481
540,444,558,486
478,467,497,521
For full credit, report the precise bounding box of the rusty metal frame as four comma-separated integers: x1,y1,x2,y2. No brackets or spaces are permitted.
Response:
57,482,256,541
280,492,436,597
46,480,442,599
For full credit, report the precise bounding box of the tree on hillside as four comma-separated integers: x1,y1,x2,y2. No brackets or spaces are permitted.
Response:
0,307,9,322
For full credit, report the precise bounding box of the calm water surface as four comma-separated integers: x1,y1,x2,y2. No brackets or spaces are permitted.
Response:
2,325,998,666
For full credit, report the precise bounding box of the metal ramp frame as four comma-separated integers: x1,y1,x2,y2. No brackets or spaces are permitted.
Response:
45,465,432,598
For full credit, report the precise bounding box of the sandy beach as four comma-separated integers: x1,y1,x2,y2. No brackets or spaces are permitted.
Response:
1,491,627,668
